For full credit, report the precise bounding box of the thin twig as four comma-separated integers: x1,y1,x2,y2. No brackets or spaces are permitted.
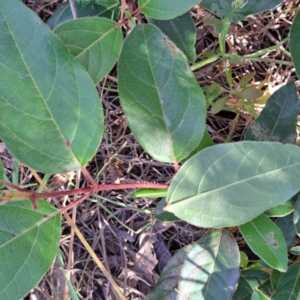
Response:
68,0,77,19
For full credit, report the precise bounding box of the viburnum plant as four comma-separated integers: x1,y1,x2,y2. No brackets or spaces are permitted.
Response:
1,0,300,299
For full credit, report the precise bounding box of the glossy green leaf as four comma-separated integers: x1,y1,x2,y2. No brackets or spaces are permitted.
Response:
54,17,122,83
290,246,300,255
146,245,192,300
276,213,296,248
127,189,167,199
200,0,282,22
178,229,240,300
0,0,103,173
47,0,119,29
264,200,294,217
271,262,300,300
118,24,206,163
0,160,3,189
0,200,61,300
138,0,200,20
232,270,270,300
166,142,300,228
148,13,196,62
239,214,287,272
251,289,269,300
155,198,180,222
244,81,299,144
291,12,300,79
270,270,283,292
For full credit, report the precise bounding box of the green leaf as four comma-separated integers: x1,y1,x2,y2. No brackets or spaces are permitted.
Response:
270,270,283,291
210,96,228,114
236,88,264,101
118,24,206,163
276,213,296,248
290,246,300,255
128,189,167,199
54,17,122,84
165,141,300,228
240,251,249,269
138,0,200,20
47,1,119,29
291,12,300,79
0,200,61,300
0,0,104,173
178,229,240,300
148,13,196,62
155,198,180,223
264,200,294,217
0,160,3,189
232,270,270,300
271,262,300,300
145,245,192,300
239,214,287,272
293,196,300,236
183,130,214,162
200,0,282,22
244,81,299,144
251,289,269,300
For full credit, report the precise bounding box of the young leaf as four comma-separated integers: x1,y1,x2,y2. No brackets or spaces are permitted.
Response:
232,270,270,300
178,229,240,300
291,12,300,79
145,245,192,300
54,17,122,84
148,12,196,62
166,142,300,228
244,81,299,144
290,246,300,255
0,160,3,189
0,200,61,300
276,213,296,248
239,214,287,272
200,0,282,22
0,0,104,173
264,200,294,217
138,0,200,20
240,251,249,269
127,189,167,199
118,24,206,163
47,0,119,29
270,262,300,299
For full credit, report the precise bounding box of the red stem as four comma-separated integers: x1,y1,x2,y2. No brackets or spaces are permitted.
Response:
2,181,168,200
36,182,168,198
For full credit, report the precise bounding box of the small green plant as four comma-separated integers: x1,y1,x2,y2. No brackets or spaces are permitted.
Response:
1,0,300,299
